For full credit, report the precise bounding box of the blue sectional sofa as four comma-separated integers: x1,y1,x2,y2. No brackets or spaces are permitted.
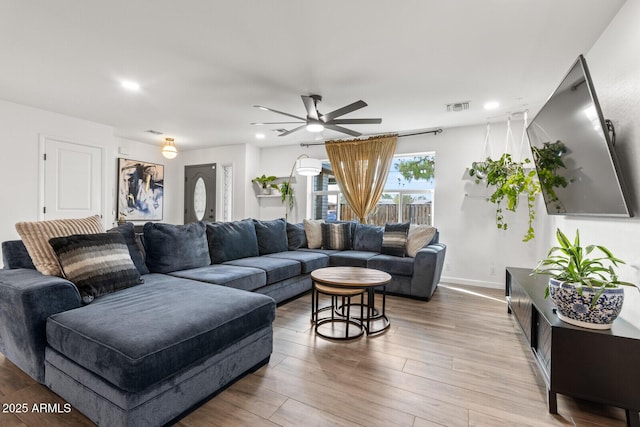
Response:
0,218,445,427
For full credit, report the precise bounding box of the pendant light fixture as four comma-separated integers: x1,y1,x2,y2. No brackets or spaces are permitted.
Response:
161,137,177,159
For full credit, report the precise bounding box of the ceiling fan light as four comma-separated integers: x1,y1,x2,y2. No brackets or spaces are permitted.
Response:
296,157,322,176
306,123,324,133
161,137,178,159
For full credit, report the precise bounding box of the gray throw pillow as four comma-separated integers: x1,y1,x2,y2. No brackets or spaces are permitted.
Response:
206,219,259,263
143,222,210,273
381,222,410,257
49,233,143,304
253,218,288,255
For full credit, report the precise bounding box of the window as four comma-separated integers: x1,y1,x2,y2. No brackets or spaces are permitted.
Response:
222,164,233,221
312,154,435,225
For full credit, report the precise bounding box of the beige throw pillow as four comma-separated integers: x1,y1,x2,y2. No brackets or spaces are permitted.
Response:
15,215,104,276
303,219,324,249
406,225,437,258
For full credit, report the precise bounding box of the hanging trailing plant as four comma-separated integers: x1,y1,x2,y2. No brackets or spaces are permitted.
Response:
469,153,540,242
280,181,294,212
531,140,572,213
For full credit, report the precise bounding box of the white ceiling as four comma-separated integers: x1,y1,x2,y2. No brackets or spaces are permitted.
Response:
0,0,625,151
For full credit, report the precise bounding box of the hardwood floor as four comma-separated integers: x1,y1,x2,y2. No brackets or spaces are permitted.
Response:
0,284,628,426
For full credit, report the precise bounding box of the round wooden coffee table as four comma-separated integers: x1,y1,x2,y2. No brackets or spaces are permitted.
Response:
311,266,391,339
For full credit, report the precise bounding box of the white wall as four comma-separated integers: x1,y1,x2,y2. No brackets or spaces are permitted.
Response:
547,0,640,286
0,99,183,262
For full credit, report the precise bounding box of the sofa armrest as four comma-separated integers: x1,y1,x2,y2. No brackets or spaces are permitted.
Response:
411,243,446,300
0,268,81,383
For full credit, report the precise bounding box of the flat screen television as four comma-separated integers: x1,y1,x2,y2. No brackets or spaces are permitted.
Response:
526,54,632,217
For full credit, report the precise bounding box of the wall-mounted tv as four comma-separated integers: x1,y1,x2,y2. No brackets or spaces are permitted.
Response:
527,54,632,217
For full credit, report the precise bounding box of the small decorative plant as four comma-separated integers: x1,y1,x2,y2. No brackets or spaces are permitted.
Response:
252,175,278,193
532,228,634,302
469,153,540,242
280,181,294,212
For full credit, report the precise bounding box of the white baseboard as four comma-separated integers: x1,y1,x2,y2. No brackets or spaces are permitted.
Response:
440,275,503,290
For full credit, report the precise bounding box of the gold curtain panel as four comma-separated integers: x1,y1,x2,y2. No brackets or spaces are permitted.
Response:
325,134,398,223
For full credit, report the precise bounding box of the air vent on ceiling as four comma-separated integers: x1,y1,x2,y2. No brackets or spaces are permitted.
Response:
446,101,470,112
146,129,164,135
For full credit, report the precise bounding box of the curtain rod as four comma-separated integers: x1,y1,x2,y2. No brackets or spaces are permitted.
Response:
299,128,443,147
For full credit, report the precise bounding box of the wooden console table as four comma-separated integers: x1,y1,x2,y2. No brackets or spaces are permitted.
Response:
506,267,640,426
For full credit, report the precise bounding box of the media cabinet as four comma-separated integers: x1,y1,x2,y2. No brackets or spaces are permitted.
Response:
505,267,640,426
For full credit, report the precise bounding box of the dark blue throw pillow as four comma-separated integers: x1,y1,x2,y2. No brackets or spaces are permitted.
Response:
253,218,288,255
286,222,308,250
206,219,259,263
352,223,384,252
143,222,210,273
108,222,149,275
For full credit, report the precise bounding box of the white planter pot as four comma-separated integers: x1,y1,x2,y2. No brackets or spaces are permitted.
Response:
548,278,625,330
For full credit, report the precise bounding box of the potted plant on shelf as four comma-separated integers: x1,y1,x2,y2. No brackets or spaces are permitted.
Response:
532,228,636,330
468,153,540,242
252,174,278,195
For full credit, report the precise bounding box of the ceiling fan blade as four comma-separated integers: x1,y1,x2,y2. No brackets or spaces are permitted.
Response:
324,124,362,137
251,121,304,125
329,118,382,125
253,105,306,121
321,100,368,122
301,95,319,120
278,125,307,137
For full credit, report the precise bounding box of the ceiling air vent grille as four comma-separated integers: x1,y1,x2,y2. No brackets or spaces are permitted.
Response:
446,101,470,112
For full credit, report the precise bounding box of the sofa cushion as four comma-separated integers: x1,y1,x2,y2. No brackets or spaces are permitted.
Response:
15,215,104,276
286,222,307,250
303,219,323,249
49,233,143,304
168,264,266,292
206,219,259,263
321,222,351,250
352,223,383,252
143,222,210,273
224,256,301,285
46,275,275,392
1,240,35,270
329,251,378,268
381,222,410,257
265,250,329,274
108,222,149,274
298,248,342,256
406,225,437,258
253,218,288,255
368,254,414,277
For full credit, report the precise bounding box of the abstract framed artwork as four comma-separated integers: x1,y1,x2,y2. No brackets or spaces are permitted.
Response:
117,158,164,221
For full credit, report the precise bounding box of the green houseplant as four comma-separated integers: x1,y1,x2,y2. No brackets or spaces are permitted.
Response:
279,181,294,212
532,228,635,329
252,174,278,195
468,153,540,241
530,140,572,213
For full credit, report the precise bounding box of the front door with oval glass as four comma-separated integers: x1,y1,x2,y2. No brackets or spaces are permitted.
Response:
184,163,216,223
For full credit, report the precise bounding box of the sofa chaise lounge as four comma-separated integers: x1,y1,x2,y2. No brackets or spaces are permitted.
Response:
0,217,446,426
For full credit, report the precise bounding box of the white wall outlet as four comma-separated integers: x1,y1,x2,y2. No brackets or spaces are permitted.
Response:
490,266,496,276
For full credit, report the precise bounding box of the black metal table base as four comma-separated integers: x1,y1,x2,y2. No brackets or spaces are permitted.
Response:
311,285,390,339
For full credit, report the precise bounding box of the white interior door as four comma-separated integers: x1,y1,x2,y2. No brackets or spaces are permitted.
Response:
40,136,102,220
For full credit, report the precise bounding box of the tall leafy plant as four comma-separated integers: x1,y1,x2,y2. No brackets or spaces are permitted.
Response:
469,153,540,242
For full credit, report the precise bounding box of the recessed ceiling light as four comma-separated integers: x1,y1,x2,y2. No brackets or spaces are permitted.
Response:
121,80,140,91
255,133,265,139
484,101,500,110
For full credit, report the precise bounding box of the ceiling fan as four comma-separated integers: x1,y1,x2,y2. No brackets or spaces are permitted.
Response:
251,94,382,137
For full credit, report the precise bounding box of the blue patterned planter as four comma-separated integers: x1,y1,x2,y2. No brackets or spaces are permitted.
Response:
548,278,625,330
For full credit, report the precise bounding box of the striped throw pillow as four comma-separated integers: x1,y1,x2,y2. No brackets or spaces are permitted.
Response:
15,215,104,276
321,222,352,250
49,233,143,304
381,222,410,257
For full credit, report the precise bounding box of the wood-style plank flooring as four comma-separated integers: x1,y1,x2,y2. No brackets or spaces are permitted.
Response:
0,284,627,426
